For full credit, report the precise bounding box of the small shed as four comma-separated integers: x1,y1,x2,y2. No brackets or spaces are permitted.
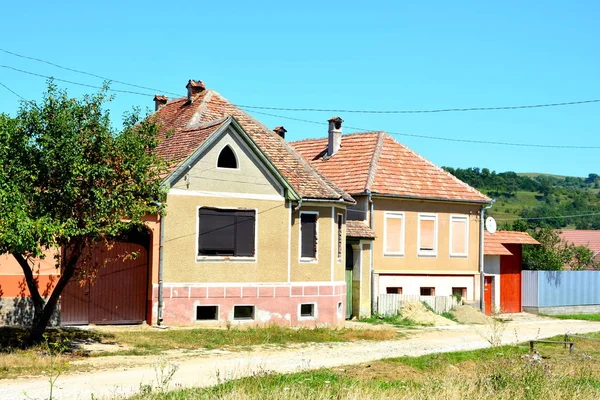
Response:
483,231,539,315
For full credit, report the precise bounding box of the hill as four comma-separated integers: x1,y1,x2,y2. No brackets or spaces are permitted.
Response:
443,167,600,230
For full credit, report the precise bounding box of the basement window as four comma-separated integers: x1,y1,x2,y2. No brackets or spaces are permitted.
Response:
196,305,218,321
233,305,255,320
420,287,435,296
452,287,467,299
300,303,315,318
386,287,403,294
217,145,238,169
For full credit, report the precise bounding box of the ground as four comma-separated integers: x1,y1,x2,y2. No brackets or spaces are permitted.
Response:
2,313,600,399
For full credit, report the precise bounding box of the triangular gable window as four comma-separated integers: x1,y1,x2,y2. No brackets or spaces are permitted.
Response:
217,145,238,169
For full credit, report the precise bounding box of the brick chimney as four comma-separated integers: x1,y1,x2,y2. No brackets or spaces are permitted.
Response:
186,79,205,102
153,95,168,111
327,117,343,156
273,126,287,139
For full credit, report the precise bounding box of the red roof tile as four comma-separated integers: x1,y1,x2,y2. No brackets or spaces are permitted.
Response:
152,89,353,203
558,230,600,258
291,132,490,203
484,230,539,255
346,221,376,239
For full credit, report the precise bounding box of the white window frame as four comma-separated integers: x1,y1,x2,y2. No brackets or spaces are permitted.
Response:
449,214,469,257
298,302,318,321
383,211,405,256
195,206,258,263
417,213,438,257
299,211,319,263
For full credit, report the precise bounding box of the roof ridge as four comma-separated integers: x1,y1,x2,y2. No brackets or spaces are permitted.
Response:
365,131,386,192
209,90,352,202
382,133,490,202
291,130,384,144
186,90,214,129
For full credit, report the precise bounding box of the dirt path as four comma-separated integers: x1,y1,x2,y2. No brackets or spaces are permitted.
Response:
3,314,600,400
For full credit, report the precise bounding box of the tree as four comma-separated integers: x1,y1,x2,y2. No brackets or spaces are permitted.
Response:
522,228,597,271
0,82,166,343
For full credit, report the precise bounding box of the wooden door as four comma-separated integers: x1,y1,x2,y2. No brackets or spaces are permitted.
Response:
484,276,493,316
500,244,522,313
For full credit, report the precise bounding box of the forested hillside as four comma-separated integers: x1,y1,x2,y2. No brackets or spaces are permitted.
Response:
443,167,600,230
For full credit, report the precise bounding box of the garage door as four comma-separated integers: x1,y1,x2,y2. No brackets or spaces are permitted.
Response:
61,241,149,325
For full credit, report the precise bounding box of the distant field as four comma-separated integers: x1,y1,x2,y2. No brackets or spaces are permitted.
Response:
518,172,583,179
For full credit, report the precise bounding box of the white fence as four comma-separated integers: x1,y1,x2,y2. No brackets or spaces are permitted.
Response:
378,294,461,315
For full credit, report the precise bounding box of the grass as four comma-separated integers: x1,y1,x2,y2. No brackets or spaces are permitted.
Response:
541,314,600,322
127,335,600,399
0,325,397,379
357,313,418,328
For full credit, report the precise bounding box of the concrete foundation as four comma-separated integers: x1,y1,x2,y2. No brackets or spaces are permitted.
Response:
524,305,600,315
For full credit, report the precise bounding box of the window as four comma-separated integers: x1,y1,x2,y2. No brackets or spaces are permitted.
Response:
337,214,343,261
450,215,469,256
384,212,405,255
300,212,318,260
198,208,255,257
386,287,403,294
452,287,467,299
300,303,315,317
196,305,218,321
420,287,435,296
418,214,437,256
233,305,255,320
217,145,238,169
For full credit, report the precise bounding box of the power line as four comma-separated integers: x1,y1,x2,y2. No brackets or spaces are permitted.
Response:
245,109,600,149
0,65,155,96
0,48,180,97
0,81,29,102
495,212,600,222
237,99,600,114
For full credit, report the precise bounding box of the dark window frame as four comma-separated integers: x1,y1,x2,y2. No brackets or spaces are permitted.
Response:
300,212,318,259
198,207,256,257
217,145,238,169
300,303,315,318
337,214,343,261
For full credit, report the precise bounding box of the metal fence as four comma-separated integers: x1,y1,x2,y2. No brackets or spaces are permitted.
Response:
378,294,461,315
522,270,600,307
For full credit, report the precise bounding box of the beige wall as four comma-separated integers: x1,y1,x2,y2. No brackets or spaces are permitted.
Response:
289,205,346,283
373,198,481,274
171,127,283,197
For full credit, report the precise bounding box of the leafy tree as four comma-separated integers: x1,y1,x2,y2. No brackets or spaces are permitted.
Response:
0,82,166,343
521,228,597,271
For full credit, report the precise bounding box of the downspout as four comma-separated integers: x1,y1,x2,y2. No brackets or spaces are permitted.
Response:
157,210,165,325
479,199,495,312
366,190,376,314
293,198,303,212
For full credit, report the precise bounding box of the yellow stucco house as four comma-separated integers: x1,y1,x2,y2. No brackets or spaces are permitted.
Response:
292,129,492,317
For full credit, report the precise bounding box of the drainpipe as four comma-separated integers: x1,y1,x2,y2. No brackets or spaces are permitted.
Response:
366,190,376,315
150,203,165,326
293,198,303,212
479,199,495,312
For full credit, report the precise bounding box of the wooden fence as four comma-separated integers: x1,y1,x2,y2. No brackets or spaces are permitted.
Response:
378,294,461,315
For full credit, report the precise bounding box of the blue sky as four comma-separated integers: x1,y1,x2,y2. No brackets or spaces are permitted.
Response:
1,1,599,177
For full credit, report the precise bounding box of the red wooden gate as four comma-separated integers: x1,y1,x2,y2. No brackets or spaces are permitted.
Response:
61,241,149,325
500,244,522,313
484,276,493,316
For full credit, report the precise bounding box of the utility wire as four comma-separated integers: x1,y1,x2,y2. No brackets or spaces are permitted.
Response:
0,48,180,97
0,81,29,102
0,65,155,96
495,212,600,221
245,109,600,149
237,99,600,114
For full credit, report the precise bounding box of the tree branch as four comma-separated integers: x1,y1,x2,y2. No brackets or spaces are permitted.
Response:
12,253,44,309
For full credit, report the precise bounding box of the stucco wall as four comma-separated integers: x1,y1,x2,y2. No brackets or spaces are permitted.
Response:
372,198,481,274
289,205,346,283
163,193,289,283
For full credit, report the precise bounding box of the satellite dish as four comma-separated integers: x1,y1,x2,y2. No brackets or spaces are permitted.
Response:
486,217,497,234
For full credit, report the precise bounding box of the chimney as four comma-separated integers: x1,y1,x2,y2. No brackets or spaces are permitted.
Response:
327,116,343,156
273,126,287,139
186,79,206,102
153,95,168,111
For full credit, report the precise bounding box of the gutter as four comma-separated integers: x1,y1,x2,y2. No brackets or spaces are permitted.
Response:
479,199,495,312
369,192,490,205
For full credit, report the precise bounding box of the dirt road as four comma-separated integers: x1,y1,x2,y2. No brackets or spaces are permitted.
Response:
3,314,600,399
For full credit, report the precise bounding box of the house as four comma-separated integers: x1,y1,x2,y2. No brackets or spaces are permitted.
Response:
291,128,491,317
483,231,539,315
558,229,600,269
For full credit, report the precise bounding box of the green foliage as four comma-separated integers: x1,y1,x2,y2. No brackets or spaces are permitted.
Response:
521,228,597,271
0,81,167,340
358,313,418,327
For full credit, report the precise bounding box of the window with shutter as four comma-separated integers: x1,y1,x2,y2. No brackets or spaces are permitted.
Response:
300,212,318,260
337,214,343,261
418,214,437,256
450,215,469,256
198,208,255,257
384,212,405,255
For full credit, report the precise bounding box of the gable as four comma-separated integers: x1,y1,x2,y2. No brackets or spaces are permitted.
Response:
169,126,284,198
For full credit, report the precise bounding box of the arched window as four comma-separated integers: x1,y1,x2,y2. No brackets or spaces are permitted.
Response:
217,145,238,169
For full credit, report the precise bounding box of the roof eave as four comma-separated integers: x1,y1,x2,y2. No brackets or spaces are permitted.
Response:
366,192,491,205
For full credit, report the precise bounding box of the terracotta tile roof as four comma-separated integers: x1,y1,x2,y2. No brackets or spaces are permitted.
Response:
558,230,600,259
151,89,353,203
291,131,490,203
346,220,376,239
484,230,539,255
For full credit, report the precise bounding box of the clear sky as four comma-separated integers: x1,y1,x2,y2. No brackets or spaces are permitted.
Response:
1,1,599,177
